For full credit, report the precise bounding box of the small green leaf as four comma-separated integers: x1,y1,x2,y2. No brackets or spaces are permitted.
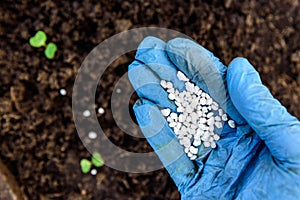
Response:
29,31,47,48
44,42,57,59
91,152,104,167
80,159,92,174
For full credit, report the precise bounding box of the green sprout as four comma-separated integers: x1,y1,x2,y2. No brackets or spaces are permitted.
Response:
80,159,92,174
80,152,104,174
45,42,57,59
29,30,47,47
29,30,57,59
91,152,105,167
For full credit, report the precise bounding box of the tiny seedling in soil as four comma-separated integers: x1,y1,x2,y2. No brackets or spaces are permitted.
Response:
29,30,47,47
80,159,92,174
44,42,57,59
80,152,104,174
91,152,105,167
29,30,57,59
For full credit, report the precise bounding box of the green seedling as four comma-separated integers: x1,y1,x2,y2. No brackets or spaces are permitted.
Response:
80,152,104,174
91,152,105,167
29,30,47,47
45,42,57,59
80,159,92,174
29,30,57,59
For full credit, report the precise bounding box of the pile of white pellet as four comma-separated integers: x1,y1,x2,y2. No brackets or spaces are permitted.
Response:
160,71,235,160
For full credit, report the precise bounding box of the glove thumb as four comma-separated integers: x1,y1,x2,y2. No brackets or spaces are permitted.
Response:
227,58,300,167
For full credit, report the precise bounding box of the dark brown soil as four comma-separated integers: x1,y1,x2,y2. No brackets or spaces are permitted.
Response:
0,0,299,199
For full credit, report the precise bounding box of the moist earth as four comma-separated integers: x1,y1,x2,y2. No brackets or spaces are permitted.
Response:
0,0,299,199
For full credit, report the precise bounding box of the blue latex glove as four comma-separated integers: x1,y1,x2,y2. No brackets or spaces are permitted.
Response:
128,37,300,199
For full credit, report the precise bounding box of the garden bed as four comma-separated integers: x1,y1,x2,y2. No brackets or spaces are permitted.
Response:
0,0,299,199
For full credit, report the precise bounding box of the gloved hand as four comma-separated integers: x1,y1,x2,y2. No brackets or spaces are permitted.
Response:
128,37,300,199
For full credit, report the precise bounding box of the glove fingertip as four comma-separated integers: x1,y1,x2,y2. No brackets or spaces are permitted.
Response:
227,57,260,81
133,99,153,127
167,38,213,67
128,60,140,73
166,38,192,71
133,99,168,138
226,57,262,110
137,36,165,54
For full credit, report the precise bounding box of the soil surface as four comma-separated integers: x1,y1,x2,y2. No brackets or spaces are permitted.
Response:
0,0,300,199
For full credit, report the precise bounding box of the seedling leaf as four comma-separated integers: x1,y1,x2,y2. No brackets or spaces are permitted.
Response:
44,42,57,59
91,152,104,167
29,31,47,47
80,159,92,174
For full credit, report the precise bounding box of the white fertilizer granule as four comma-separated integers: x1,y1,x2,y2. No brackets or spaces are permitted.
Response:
98,107,105,114
88,131,97,139
160,71,236,160
59,88,67,96
90,169,97,175
83,110,91,117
